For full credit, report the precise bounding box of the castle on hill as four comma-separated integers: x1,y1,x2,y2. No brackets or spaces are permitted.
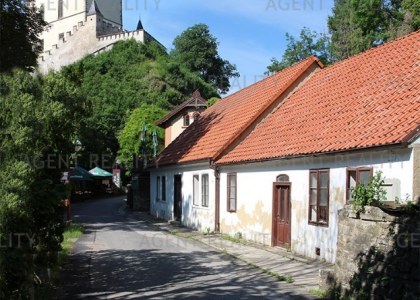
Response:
35,0,159,74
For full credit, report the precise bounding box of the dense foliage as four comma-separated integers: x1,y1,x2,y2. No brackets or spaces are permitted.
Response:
0,0,45,72
171,24,239,94
328,0,420,61
62,40,218,169
0,70,85,297
117,105,166,169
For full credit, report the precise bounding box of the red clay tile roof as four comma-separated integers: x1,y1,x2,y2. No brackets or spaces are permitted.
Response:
156,56,322,166
218,31,420,165
155,90,207,128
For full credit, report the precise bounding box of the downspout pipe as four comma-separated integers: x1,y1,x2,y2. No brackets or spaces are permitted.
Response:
210,160,220,232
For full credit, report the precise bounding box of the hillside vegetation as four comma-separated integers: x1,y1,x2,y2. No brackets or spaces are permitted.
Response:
61,40,219,168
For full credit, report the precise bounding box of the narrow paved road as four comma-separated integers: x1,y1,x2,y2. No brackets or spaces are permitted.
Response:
61,196,313,299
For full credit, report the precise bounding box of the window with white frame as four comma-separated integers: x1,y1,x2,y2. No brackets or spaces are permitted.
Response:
201,174,209,207
193,175,199,206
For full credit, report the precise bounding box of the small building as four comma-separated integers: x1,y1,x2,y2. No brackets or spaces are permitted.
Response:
150,31,419,263
156,90,207,147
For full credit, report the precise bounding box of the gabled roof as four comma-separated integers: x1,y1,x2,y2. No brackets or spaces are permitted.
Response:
156,90,207,128
155,57,323,166
218,31,420,165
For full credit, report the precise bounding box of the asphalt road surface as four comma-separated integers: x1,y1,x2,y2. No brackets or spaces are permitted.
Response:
61,196,314,299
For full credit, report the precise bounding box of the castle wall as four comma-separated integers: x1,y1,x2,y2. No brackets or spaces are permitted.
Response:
38,15,146,74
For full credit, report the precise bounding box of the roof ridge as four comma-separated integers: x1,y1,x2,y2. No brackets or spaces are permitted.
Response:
221,56,321,101
212,56,321,161
324,30,420,70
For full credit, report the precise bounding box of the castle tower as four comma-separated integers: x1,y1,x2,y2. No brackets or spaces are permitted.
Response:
35,1,160,74
35,0,122,52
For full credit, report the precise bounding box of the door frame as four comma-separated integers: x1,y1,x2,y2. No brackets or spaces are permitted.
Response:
271,182,292,247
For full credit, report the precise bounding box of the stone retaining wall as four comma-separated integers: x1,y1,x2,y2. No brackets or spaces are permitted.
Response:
321,205,420,299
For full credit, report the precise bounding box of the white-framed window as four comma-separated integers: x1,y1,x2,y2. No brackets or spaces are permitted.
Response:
201,174,209,207
193,175,200,206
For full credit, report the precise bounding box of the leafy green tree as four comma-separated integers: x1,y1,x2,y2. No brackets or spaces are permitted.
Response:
207,97,221,107
0,0,45,72
328,0,419,61
0,70,84,297
61,40,217,168
171,24,239,94
117,105,166,169
267,27,332,73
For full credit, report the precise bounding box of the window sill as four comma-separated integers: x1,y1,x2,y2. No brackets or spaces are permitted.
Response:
308,221,329,227
193,205,209,210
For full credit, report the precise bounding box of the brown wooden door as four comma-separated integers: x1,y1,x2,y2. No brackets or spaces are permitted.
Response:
272,183,291,247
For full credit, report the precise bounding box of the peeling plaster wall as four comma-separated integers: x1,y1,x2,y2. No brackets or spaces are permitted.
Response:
411,137,420,203
150,164,216,232
219,147,414,263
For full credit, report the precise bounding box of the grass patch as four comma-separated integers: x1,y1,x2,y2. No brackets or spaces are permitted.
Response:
308,288,329,298
60,223,84,259
221,233,243,244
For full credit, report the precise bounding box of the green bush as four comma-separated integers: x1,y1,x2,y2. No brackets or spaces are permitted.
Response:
351,171,387,213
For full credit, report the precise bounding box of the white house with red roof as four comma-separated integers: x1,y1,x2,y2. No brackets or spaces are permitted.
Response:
150,31,419,263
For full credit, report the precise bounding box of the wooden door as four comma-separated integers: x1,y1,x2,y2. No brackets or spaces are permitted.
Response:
173,175,182,220
272,183,291,247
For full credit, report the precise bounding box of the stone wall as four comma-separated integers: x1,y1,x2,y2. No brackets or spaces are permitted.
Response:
321,205,420,299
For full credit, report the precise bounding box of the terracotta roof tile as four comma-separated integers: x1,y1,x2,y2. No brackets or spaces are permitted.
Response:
218,31,420,164
156,56,322,166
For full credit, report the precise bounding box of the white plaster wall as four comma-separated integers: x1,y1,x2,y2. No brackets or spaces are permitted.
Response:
218,147,414,263
168,110,198,145
150,164,216,232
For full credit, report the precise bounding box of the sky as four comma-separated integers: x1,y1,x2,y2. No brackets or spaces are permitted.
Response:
122,0,334,95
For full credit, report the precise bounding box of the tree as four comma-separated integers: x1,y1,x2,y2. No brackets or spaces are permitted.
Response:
117,105,166,170
267,27,332,73
0,70,84,297
171,24,239,94
328,0,419,61
0,0,45,72
207,97,220,107
61,40,217,168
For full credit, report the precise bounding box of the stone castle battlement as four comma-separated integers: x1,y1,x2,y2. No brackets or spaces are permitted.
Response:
36,0,158,74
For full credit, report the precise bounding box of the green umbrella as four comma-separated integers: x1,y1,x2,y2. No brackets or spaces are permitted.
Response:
69,166,94,181
89,167,113,178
